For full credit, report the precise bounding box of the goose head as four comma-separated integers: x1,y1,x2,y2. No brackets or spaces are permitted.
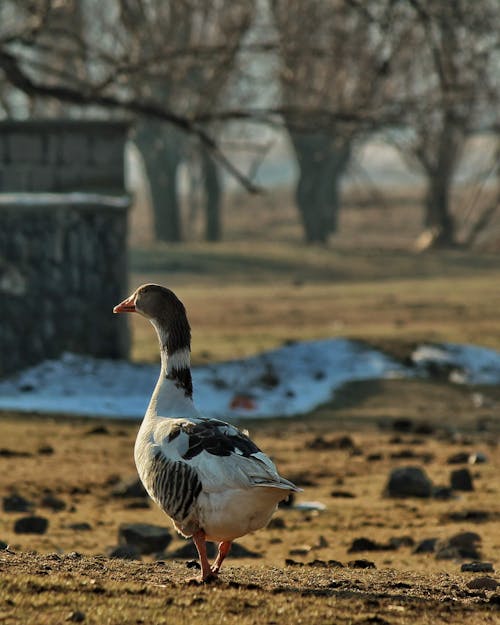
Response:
114,284,191,354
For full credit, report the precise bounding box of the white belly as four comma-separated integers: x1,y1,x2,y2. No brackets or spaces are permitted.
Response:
198,487,285,542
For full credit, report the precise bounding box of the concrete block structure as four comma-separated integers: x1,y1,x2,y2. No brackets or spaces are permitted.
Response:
0,121,130,377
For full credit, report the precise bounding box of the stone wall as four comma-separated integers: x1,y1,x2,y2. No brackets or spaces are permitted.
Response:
0,120,128,193
0,194,130,377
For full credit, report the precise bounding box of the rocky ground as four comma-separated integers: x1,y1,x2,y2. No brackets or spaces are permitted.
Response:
1,378,499,624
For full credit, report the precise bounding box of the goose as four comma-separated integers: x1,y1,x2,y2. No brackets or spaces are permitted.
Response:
113,284,299,581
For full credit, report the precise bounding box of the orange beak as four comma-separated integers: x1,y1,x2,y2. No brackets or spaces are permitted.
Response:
113,294,136,314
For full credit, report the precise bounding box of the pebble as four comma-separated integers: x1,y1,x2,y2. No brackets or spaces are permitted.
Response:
14,516,48,535
67,522,92,531
450,468,474,492
466,576,498,591
385,466,433,498
66,611,85,623
3,494,33,513
435,532,481,560
461,561,494,573
347,559,376,569
37,445,54,455
348,538,396,553
118,523,172,555
41,494,67,511
107,545,141,560
413,538,438,554
111,477,148,498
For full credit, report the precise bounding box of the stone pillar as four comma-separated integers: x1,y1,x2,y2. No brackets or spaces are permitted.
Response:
0,120,131,376
0,193,130,377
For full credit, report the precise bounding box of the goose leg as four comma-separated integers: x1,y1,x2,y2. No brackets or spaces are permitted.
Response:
211,541,232,575
192,529,214,582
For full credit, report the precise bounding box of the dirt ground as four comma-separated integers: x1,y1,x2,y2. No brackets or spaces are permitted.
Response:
1,378,499,624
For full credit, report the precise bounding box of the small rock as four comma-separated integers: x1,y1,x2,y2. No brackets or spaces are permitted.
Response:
330,490,356,498
447,452,470,464
391,418,414,432
348,537,396,553
413,538,438,554
3,494,33,513
66,611,86,622
267,517,286,529
347,559,376,569
0,448,32,457
41,494,66,511
0,540,8,550
107,545,141,560
288,546,311,556
461,561,494,573
111,477,148,498
436,532,481,560
38,445,54,455
445,509,490,523
367,453,383,462
389,536,415,548
306,435,355,450
86,425,109,435
450,468,474,491
118,523,172,555
433,486,455,500
67,522,92,531
466,576,498,591
14,516,48,534
385,466,433,498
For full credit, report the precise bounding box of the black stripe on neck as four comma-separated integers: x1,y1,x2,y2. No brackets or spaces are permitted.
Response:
166,367,193,398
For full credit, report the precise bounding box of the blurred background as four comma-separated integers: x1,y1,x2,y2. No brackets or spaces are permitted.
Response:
0,0,499,374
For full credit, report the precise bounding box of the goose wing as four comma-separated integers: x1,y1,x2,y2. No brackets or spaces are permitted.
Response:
152,417,299,493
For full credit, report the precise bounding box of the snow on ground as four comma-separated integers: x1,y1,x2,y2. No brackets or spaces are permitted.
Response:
0,339,499,421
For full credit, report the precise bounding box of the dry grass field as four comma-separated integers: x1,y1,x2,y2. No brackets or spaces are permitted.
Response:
1,193,500,623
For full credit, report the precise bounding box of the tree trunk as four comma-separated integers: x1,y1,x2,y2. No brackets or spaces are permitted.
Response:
201,149,222,242
419,114,465,249
290,131,351,243
135,121,183,242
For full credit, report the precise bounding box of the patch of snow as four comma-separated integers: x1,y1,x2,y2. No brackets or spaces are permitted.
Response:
1,339,499,420
0,339,403,420
412,343,500,385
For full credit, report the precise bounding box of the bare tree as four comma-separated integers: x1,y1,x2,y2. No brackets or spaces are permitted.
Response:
387,0,500,248
0,0,255,241
271,0,409,243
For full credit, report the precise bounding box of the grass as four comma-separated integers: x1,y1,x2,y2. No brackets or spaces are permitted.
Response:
127,241,500,364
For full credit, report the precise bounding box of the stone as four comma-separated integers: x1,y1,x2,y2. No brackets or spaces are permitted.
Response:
38,445,54,455
450,468,474,491
3,494,33,513
118,523,172,555
347,559,376,569
111,477,148,499
447,452,470,464
107,545,141,560
384,466,433,498
14,516,48,534
389,536,415,549
40,494,66,511
348,538,396,553
0,540,8,549
436,532,481,560
67,522,92,531
66,611,86,623
413,538,438,554
461,561,494,573
466,577,498,591
446,509,490,523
